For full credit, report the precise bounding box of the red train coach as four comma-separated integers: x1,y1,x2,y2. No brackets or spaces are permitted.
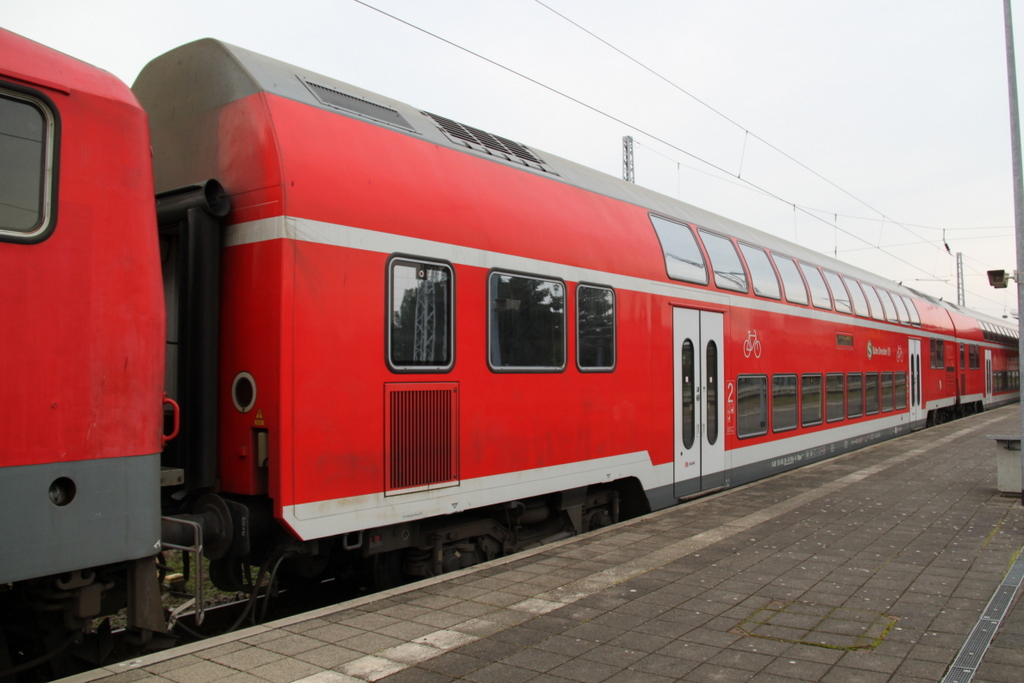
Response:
0,28,165,635
0,29,1019,675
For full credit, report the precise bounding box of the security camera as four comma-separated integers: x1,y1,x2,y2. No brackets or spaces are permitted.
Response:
988,270,1009,289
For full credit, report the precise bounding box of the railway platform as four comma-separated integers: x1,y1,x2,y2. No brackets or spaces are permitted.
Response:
63,406,1024,683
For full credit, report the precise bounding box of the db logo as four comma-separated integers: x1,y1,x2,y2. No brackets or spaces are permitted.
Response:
867,340,873,360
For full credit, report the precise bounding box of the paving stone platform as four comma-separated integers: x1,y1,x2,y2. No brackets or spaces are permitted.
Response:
64,405,1024,683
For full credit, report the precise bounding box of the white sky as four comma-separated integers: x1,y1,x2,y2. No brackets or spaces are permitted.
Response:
6,1,1024,318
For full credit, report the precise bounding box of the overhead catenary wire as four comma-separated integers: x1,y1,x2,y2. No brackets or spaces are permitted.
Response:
352,0,1011,306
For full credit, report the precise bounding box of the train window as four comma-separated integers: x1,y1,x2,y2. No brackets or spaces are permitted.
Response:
650,215,708,284
739,244,781,299
881,372,893,412
847,373,863,418
682,340,695,449
822,271,852,314
865,373,880,414
737,376,768,439
842,276,871,317
489,272,565,371
772,374,798,433
799,263,832,310
772,254,809,305
706,341,718,445
901,295,922,325
970,344,980,369
872,287,898,323
861,285,885,321
577,285,615,371
388,258,454,371
801,374,823,427
888,291,910,324
895,372,907,409
699,230,748,293
0,88,57,242
960,343,965,370
826,373,845,422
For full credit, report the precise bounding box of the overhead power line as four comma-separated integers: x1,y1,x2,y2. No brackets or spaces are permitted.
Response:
351,0,943,279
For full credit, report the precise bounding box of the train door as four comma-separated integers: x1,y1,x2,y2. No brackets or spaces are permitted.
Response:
673,308,725,497
985,349,993,400
908,338,924,428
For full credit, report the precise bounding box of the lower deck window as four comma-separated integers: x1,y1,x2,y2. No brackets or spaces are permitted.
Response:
895,372,907,409
801,374,823,427
848,373,863,418
881,372,893,412
489,272,565,371
772,374,797,432
737,375,768,438
865,373,879,415
826,373,844,422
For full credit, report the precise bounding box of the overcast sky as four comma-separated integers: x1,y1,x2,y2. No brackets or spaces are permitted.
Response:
6,1,1023,318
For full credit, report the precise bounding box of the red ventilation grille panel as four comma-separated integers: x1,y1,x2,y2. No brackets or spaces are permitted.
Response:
385,383,459,494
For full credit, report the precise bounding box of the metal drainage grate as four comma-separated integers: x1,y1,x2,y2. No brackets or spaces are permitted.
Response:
732,600,898,651
939,545,1024,683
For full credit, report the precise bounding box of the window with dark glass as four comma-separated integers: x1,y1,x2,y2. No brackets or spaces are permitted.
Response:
772,374,798,432
577,285,615,371
772,254,809,305
865,373,879,415
681,340,695,449
389,258,454,370
822,272,852,314
826,373,845,422
801,374,823,427
706,341,718,445
847,373,863,418
699,230,748,293
799,263,832,310
960,343,965,370
737,376,768,438
843,276,871,317
489,272,565,370
881,372,893,412
0,89,55,240
650,215,708,284
895,372,907,409
739,244,781,299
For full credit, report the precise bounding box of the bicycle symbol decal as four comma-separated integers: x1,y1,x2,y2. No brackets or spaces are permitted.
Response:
742,330,762,359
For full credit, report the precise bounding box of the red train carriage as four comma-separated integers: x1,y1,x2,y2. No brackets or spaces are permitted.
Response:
0,27,165,633
0,30,1019,677
131,38,1020,565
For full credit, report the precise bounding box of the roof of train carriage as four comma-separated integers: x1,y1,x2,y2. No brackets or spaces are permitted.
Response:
134,38,998,326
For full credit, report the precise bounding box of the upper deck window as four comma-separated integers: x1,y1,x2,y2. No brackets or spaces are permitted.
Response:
739,244,781,299
861,284,886,321
799,263,833,310
489,272,565,371
888,290,910,323
771,254,809,305
699,230,748,293
822,271,852,314
650,215,708,285
901,295,921,325
577,285,615,371
0,88,57,242
842,276,871,317
388,258,454,371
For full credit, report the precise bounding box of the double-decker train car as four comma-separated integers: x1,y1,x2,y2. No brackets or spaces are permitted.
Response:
0,28,1019,677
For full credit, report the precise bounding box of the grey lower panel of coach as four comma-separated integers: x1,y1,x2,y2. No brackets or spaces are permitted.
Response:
648,422,914,508
0,453,161,584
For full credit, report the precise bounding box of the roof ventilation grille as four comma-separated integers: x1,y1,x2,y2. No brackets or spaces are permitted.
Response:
303,79,416,133
423,111,556,175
